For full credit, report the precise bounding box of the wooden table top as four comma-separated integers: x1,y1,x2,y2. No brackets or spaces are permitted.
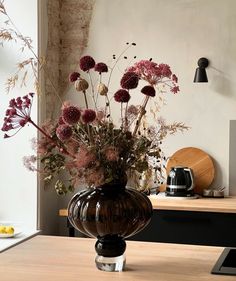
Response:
59,196,236,216
0,235,234,281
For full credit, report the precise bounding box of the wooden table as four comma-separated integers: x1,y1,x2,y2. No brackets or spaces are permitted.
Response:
0,235,235,281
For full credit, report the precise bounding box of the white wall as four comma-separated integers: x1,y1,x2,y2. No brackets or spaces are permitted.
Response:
80,0,236,194
0,0,38,228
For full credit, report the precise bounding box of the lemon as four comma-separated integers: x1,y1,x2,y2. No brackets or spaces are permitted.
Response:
0,225,14,234
0,225,6,234
5,226,14,234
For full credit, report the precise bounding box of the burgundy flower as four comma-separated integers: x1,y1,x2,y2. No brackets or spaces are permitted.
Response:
69,72,80,82
141,85,156,97
1,93,34,138
81,109,96,123
120,71,139,89
94,62,108,73
114,89,131,103
62,106,81,124
79,56,95,72
56,124,73,141
171,86,180,94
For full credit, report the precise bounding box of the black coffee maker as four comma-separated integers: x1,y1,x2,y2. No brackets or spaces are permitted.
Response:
166,166,194,197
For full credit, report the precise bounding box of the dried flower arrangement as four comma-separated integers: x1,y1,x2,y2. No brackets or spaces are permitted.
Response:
0,1,188,195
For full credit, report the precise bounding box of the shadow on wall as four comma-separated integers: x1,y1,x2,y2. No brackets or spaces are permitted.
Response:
210,156,224,192
210,74,234,97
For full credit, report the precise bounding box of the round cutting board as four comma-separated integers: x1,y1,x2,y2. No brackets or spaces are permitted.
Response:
165,147,215,195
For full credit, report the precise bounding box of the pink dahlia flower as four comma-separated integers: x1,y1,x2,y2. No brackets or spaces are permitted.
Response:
81,109,96,123
114,89,131,103
62,105,81,124
120,71,139,89
79,56,95,72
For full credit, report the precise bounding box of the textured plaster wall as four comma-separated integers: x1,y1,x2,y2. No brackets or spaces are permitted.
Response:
44,0,94,120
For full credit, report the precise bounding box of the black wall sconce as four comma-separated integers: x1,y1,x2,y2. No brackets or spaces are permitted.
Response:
193,57,209,83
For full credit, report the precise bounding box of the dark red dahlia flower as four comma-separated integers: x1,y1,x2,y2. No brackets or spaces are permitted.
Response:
141,85,156,97
94,62,108,73
79,56,96,72
69,72,80,82
81,109,96,123
56,124,73,141
62,106,81,124
114,89,131,103
120,71,139,89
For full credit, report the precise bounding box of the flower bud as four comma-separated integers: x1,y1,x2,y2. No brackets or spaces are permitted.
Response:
97,83,108,96
75,79,89,92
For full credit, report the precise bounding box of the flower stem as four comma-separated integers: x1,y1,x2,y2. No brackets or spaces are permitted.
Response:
83,91,89,109
133,96,150,136
28,119,75,159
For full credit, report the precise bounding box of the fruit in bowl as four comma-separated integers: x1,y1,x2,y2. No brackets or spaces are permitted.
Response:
0,225,15,235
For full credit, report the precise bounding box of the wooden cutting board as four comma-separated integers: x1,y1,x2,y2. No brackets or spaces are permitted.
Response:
163,147,215,195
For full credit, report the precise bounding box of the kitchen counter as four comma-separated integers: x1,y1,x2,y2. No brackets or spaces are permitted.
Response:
149,195,236,213
0,235,235,281
59,196,236,216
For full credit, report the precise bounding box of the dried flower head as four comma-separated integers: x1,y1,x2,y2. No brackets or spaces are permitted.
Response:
75,79,89,92
62,105,81,124
75,146,96,169
81,109,96,123
94,62,108,73
69,72,80,82
56,124,73,141
1,93,34,138
114,89,131,103
97,83,108,96
103,146,119,162
120,71,139,89
79,55,96,72
141,85,156,97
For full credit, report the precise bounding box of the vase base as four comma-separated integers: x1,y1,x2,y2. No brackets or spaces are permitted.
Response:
95,254,126,272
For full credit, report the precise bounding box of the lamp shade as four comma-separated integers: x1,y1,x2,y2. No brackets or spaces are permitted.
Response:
193,67,208,82
193,57,209,83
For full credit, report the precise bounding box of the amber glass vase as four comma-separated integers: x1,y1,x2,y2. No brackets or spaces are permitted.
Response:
68,177,153,272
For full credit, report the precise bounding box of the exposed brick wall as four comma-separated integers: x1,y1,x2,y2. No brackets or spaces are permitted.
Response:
45,0,94,119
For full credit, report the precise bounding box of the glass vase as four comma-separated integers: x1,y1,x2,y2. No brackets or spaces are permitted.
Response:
68,178,153,272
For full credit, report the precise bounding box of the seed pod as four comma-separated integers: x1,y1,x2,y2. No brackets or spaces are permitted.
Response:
97,83,108,96
75,79,89,92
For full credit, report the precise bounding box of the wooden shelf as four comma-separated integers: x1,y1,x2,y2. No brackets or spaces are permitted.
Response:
149,196,236,213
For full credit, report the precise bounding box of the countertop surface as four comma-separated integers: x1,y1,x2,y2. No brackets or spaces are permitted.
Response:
0,235,235,281
149,195,236,213
59,196,236,216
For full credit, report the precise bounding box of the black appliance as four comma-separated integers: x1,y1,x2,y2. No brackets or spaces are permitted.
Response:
166,166,194,197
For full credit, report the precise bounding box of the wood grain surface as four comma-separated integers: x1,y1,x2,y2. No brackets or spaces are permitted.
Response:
165,147,215,195
1,235,235,281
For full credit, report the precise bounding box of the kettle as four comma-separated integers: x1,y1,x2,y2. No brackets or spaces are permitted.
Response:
166,166,194,197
